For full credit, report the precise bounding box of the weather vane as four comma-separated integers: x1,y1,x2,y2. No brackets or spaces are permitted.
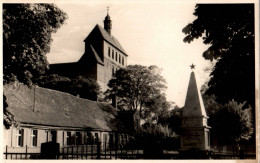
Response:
190,63,196,70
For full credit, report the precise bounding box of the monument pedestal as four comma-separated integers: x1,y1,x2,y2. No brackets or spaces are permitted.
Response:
180,116,211,150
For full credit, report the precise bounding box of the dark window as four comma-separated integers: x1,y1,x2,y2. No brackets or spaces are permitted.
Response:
119,55,121,63
109,134,114,147
31,130,38,146
76,132,82,145
116,52,118,61
67,132,71,145
86,132,92,144
51,131,57,143
122,57,124,65
94,133,99,144
108,47,110,57
17,129,24,147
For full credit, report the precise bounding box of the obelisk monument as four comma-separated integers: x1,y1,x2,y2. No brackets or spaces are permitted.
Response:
180,64,211,151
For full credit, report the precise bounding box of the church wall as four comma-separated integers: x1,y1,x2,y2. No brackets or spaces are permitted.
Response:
96,41,127,94
103,41,127,67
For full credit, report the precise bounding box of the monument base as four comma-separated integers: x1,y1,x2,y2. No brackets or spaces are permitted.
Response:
180,126,211,151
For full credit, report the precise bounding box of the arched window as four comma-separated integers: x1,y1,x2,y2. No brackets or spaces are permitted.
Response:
108,47,110,57
122,57,124,65
116,52,118,61
119,55,121,63
112,50,114,59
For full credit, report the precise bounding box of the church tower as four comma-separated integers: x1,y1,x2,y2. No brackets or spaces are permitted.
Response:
104,8,112,35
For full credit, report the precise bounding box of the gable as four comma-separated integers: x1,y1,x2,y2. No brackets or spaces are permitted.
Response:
84,24,127,56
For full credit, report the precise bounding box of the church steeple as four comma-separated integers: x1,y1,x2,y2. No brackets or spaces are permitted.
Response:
104,7,112,35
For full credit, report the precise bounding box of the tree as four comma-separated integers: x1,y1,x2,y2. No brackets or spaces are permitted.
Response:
209,100,253,152
3,4,67,129
3,4,68,86
183,4,255,109
3,94,19,129
157,105,183,134
104,65,169,125
34,74,101,101
70,76,101,100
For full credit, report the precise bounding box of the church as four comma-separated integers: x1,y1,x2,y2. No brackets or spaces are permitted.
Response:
50,11,128,98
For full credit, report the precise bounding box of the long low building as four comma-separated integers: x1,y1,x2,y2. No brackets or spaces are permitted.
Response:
3,82,133,155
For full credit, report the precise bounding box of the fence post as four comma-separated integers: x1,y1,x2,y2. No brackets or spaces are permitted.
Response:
77,145,78,159
115,144,118,159
81,144,84,159
85,145,88,159
25,145,28,159
104,142,106,159
97,142,101,159
5,145,7,159
72,146,74,159
91,145,93,159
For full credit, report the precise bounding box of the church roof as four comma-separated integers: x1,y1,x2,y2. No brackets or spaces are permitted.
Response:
183,71,208,118
89,45,104,65
4,82,126,132
85,24,128,56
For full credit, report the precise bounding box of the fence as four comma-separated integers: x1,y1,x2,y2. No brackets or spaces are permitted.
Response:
4,145,41,159
4,143,144,160
4,144,255,160
59,142,143,159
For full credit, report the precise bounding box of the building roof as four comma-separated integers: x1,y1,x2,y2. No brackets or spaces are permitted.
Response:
89,45,104,65
85,24,128,56
183,71,208,118
4,82,126,132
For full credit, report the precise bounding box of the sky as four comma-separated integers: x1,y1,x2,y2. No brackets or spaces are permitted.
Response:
47,1,213,107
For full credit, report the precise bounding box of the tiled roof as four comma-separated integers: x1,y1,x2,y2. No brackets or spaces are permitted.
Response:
4,82,125,132
85,24,128,56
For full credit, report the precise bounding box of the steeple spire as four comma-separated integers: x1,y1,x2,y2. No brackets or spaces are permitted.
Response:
104,7,112,35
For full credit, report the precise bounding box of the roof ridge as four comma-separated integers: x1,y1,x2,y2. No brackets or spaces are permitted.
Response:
36,85,100,104
94,24,127,55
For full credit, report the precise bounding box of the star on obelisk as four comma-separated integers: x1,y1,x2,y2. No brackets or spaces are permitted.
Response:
190,63,196,70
